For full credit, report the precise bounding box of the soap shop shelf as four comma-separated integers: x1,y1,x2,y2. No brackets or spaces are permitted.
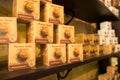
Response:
53,0,119,23
0,53,119,80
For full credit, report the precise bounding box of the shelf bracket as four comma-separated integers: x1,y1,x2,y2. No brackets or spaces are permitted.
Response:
57,68,72,80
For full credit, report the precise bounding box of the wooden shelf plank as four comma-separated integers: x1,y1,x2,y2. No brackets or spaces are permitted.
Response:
0,53,119,80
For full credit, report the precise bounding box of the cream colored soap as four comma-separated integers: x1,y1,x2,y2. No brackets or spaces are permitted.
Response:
98,29,109,37
13,0,40,22
55,24,74,44
105,37,113,44
41,2,64,24
27,21,53,44
67,44,83,63
100,21,112,30
114,44,120,53
108,29,115,37
112,37,118,45
100,36,106,45
43,44,66,66
0,17,17,43
109,6,119,17
8,43,35,71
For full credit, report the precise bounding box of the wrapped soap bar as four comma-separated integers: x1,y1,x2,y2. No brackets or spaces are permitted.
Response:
75,33,87,44
114,44,120,53
67,44,83,63
112,37,118,45
94,34,100,44
105,37,113,44
13,0,40,22
8,43,35,71
54,24,75,44
108,29,115,37
43,44,66,66
27,21,53,44
83,45,91,59
100,21,112,30
99,36,106,45
0,17,17,43
98,29,109,38
41,2,64,24
90,45,99,57
107,66,118,75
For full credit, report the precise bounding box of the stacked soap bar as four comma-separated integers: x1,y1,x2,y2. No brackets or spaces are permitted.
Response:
98,21,118,45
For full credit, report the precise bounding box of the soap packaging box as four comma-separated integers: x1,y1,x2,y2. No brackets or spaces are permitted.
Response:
86,34,94,44
27,21,53,44
114,44,120,53
75,33,87,44
8,43,35,71
108,6,119,17
94,34,100,44
108,29,115,37
43,44,66,66
83,45,91,59
90,45,99,57
55,24,75,44
100,21,112,30
13,0,40,22
98,29,109,38
107,66,118,75
99,36,106,45
41,2,64,24
105,37,113,44
0,17,17,43
67,44,83,63
112,37,118,45
102,44,114,54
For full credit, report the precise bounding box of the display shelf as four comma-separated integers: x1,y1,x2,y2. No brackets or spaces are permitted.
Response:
0,53,119,80
53,0,119,23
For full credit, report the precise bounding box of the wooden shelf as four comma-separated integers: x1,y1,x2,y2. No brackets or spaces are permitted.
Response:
0,53,119,80
53,0,119,23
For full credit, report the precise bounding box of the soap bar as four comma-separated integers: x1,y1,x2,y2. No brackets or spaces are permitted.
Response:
100,21,112,30
41,2,64,24
83,45,91,59
43,44,66,66
90,45,99,57
114,44,120,53
13,0,40,22
0,17,17,43
55,24,75,44
8,43,35,71
67,44,83,63
27,21,53,44
75,33,87,44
